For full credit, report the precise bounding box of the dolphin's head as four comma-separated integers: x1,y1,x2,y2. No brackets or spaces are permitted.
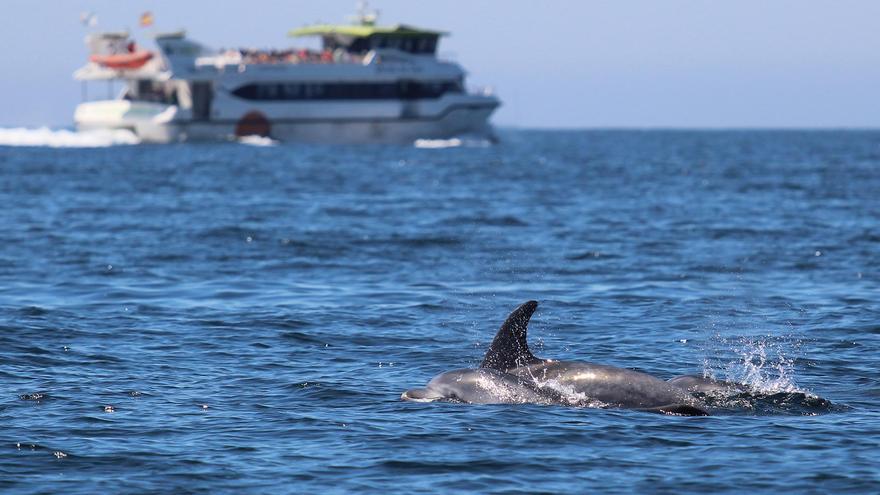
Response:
401,369,474,403
401,387,444,402
401,368,554,405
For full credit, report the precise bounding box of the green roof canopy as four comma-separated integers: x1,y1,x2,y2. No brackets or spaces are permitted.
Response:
288,24,447,38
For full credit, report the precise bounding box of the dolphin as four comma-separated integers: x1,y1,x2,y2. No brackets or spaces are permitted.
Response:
403,300,709,416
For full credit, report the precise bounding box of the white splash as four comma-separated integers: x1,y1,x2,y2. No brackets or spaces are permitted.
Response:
529,377,609,409
708,336,805,394
414,137,463,149
413,137,492,149
237,135,278,147
0,127,140,148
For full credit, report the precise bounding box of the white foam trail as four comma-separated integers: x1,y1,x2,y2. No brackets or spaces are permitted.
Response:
236,135,278,147
414,137,463,149
0,127,140,148
413,137,492,149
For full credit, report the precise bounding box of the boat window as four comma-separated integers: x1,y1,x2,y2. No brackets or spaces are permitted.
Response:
282,84,302,99
348,37,370,54
124,80,179,105
191,82,213,121
261,84,279,99
367,34,439,54
231,80,463,101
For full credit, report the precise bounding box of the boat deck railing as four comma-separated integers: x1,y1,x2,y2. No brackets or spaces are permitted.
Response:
196,48,369,68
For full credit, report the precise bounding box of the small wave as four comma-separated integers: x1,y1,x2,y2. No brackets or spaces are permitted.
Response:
413,137,492,149
279,331,327,345
19,392,49,401
18,306,50,317
0,127,140,148
434,214,528,227
236,135,278,147
566,250,618,261
355,235,463,248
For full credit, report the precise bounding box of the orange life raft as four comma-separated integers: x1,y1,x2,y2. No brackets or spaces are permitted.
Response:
90,51,154,70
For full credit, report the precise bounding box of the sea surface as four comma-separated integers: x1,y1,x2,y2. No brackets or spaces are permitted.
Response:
1,129,879,493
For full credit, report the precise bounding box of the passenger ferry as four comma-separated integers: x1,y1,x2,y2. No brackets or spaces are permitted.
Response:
73,8,500,144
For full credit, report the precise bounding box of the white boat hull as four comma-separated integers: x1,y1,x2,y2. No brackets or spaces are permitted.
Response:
184,105,495,144
77,98,498,144
74,100,180,143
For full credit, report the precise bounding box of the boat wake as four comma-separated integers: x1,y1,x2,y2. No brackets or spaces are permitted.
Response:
0,127,140,148
413,137,493,149
236,134,279,147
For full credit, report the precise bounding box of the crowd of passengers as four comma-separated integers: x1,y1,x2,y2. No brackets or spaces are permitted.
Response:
220,48,365,64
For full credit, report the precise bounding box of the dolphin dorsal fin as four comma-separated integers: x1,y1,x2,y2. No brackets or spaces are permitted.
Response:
480,300,542,371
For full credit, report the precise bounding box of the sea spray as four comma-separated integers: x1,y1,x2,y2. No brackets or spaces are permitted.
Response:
700,335,806,395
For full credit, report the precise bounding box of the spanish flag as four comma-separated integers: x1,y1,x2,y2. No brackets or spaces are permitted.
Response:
139,11,154,27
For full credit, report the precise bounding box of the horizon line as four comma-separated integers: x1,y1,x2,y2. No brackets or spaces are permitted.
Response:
1,123,879,133
497,125,880,132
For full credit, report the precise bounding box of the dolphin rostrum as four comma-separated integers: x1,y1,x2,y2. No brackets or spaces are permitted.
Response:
402,300,709,416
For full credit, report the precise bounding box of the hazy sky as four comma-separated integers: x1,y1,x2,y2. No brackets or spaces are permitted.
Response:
2,0,879,128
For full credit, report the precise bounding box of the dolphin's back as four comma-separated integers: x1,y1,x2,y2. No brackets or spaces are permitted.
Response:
668,375,750,394
511,361,703,410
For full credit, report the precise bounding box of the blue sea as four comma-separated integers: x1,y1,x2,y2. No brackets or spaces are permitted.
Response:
1,130,878,493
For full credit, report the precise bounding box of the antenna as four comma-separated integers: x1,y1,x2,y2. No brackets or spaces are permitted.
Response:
351,1,379,26
79,11,98,28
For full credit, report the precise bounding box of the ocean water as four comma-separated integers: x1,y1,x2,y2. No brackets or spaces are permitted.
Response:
1,129,878,493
